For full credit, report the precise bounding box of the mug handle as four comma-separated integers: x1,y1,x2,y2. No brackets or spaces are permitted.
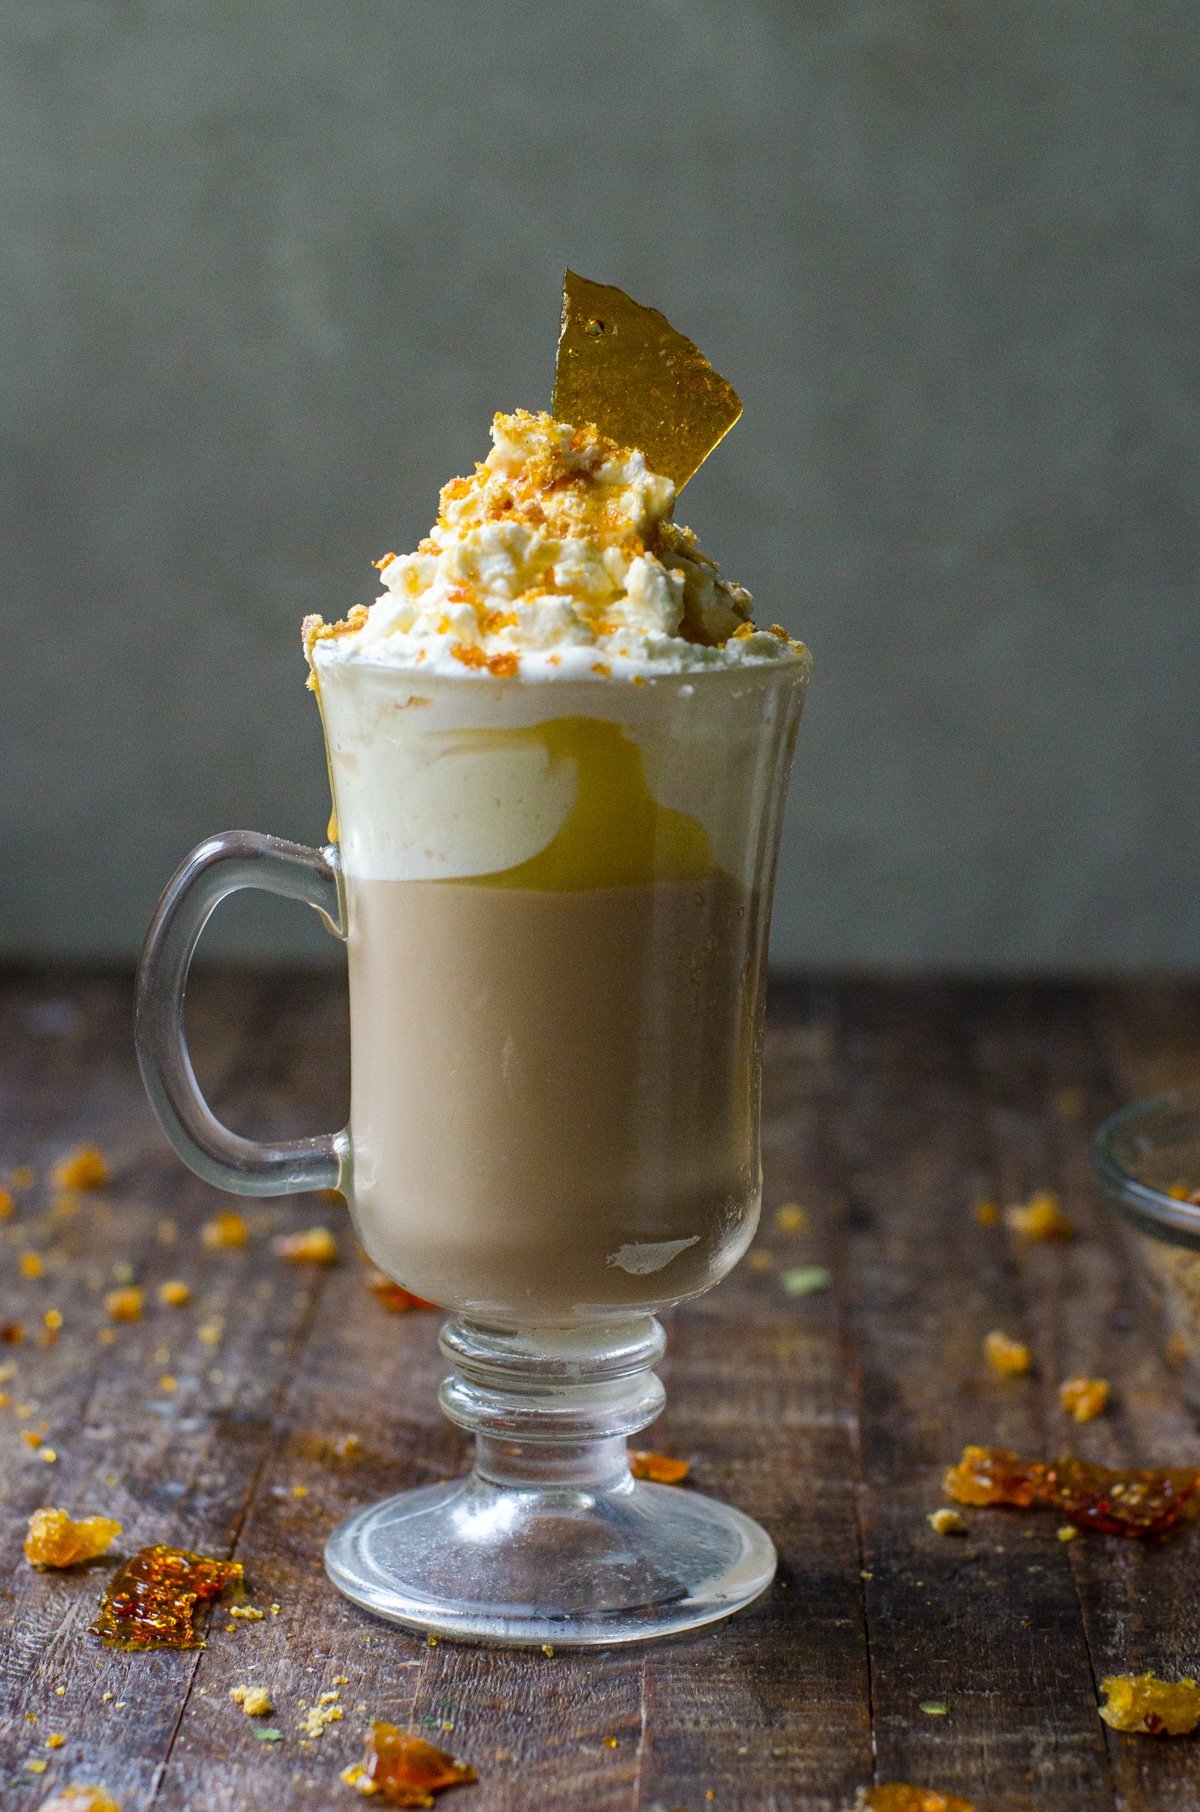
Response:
135,830,350,1196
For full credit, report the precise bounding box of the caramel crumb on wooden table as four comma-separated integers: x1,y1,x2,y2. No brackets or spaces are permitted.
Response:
1004,1189,1076,1241
854,1787,975,1812
0,1186,13,1219
20,1252,44,1279
1060,1377,1110,1422
52,1146,109,1191
1098,1672,1200,1736
928,1508,967,1536
984,1330,1031,1377
158,1280,191,1306
774,1203,808,1233
201,1210,248,1249
36,1790,121,1812
364,1268,437,1312
230,1684,273,1716
104,1287,143,1323
630,1451,690,1484
274,1226,338,1265
24,1507,122,1568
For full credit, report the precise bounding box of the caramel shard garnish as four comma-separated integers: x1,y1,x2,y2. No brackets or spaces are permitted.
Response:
36,1788,122,1812
52,1146,109,1191
553,271,742,491
854,1788,975,1812
630,1451,690,1485
274,1226,338,1265
359,1721,477,1807
104,1287,143,1323
943,1444,1200,1539
1099,1671,1200,1735
24,1507,122,1568
365,1268,437,1313
90,1543,242,1648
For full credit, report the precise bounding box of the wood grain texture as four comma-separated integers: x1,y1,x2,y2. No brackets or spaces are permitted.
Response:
3,972,1200,1811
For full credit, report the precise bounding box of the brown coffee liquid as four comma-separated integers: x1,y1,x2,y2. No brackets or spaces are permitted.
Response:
346,871,761,1325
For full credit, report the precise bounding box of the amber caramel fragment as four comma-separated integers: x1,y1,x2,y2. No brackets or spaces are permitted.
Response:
158,1280,191,1307
973,1199,1000,1226
37,1788,122,1812
362,1722,477,1807
854,1788,975,1812
553,271,742,491
24,1507,122,1568
1099,1671,1200,1735
944,1445,1200,1539
630,1451,690,1485
0,1186,13,1219
365,1269,436,1313
1,1321,24,1343
1060,1377,1110,1422
274,1226,338,1265
928,1508,967,1537
984,1330,1031,1376
1004,1189,1076,1241
90,1544,242,1648
52,1146,109,1191
943,1446,1051,1509
202,1210,248,1249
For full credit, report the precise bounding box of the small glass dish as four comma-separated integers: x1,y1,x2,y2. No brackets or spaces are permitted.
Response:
1093,1089,1200,1409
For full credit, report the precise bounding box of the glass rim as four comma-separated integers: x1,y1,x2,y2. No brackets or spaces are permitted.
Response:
1092,1087,1200,1245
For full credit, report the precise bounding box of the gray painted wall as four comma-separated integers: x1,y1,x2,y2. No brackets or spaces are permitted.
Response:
4,0,1198,968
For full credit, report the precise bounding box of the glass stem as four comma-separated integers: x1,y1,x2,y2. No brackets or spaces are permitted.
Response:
438,1316,667,1491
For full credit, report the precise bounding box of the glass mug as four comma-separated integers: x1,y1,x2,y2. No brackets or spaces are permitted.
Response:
136,655,810,1646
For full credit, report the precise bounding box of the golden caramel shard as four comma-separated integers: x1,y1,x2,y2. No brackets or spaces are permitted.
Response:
553,271,742,491
357,1722,477,1806
24,1507,122,1568
854,1787,975,1812
943,1444,1200,1539
1099,1672,1200,1736
90,1543,242,1649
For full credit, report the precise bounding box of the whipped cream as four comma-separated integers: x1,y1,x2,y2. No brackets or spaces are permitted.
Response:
304,410,805,681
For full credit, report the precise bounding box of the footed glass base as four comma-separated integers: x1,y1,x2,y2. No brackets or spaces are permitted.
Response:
323,1315,776,1647
325,1471,775,1647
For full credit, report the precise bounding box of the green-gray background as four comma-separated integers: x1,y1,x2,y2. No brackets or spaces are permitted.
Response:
5,1,1198,968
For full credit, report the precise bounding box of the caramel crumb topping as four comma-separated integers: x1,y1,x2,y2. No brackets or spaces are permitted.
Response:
158,1280,191,1307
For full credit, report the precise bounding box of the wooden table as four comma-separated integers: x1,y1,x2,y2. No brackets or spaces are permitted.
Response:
3,971,1200,1812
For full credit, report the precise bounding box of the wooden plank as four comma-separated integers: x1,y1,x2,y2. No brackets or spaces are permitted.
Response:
837,980,1116,1812
0,968,349,1810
